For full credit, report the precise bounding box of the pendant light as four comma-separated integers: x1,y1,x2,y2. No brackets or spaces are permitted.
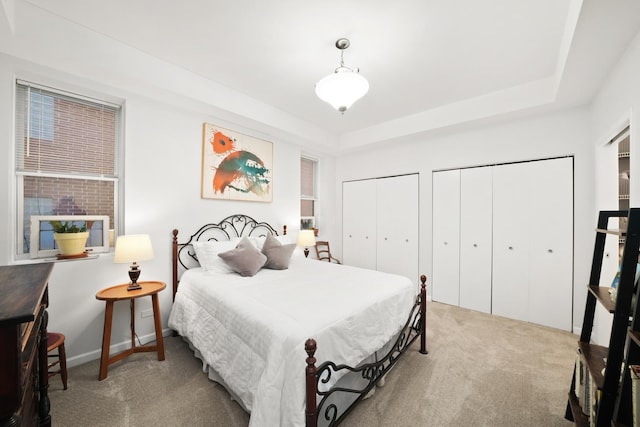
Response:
315,38,369,113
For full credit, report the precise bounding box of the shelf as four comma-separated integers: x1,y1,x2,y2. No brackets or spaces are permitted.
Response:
567,390,590,427
629,330,640,348
596,228,626,236
578,341,608,390
588,286,617,313
568,210,640,426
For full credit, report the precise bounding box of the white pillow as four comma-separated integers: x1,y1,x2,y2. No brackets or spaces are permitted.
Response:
275,234,296,245
192,239,240,274
248,234,292,250
249,235,267,251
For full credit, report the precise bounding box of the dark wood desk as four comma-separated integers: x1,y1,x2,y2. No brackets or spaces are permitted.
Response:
0,263,54,427
95,281,166,380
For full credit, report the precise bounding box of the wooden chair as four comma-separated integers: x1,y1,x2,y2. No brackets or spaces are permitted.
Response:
315,241,341,264
47,332,68,390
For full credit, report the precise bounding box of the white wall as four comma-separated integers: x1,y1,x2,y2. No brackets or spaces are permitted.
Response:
591,30,640,209
0,3,338,367
589,30,640,345
336,108,594,334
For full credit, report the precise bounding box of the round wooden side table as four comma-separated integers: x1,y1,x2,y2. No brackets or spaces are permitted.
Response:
95,280,166,380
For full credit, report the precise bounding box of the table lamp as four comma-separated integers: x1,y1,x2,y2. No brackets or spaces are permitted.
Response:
114,234,154,291
297,230,316,258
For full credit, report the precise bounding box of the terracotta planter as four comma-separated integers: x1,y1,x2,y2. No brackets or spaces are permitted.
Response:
54,232,89,256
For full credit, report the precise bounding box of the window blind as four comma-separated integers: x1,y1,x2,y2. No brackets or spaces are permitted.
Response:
301,157,315,198
15,82,118,177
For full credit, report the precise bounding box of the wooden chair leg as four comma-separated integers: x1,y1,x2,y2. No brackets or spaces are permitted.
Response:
59,341,68,390
47,332,68,390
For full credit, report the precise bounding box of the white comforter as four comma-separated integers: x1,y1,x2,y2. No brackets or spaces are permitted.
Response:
168,255,417,427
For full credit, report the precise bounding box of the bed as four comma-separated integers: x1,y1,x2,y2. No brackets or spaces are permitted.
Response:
168,214,427,427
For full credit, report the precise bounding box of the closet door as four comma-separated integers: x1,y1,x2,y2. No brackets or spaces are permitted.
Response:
492,162,531,322
492,158,573,330
459,167,493,313
343,180,377,270
432,170,460,306
527,157,573,330
377,174,419,282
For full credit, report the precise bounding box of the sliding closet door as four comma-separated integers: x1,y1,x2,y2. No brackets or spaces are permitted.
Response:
527,157,573,330
459,167,493,313
492,162,531,323
432,169,461,306
343,180,377,270
377,174,419,282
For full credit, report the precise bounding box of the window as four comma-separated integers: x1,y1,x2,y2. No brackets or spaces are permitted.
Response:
301,157,317,230
15,80,121,259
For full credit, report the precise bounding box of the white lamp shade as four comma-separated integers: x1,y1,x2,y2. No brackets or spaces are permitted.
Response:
297,229,316,247
315,69,369,112
114,234,154,263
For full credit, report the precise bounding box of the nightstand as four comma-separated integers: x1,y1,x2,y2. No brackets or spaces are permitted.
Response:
95,281,166,380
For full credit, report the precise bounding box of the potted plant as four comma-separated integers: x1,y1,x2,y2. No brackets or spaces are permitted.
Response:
51,220,90,256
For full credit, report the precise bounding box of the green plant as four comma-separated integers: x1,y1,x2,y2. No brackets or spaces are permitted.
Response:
50,220,87,233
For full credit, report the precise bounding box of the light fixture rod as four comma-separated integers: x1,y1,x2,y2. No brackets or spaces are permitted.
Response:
336,38,349,68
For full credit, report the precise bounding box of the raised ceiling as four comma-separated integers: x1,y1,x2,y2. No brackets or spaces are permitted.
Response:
5,0,640,151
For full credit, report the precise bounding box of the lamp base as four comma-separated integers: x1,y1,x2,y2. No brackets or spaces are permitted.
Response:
127,282,142,291
127,264,142,291
304,247,310,258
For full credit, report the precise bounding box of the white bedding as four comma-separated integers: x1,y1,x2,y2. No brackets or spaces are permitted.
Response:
168,255,417,427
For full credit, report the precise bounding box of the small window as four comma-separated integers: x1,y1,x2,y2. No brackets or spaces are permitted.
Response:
301,157,317,230
15,80,121,260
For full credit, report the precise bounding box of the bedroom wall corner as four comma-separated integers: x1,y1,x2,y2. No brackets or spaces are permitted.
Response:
0,53,14,265
588,27,640,346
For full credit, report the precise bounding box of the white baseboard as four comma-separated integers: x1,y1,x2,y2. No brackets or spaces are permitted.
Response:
66,328,173,369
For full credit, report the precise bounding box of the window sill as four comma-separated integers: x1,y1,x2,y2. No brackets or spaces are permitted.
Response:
13,251,113,265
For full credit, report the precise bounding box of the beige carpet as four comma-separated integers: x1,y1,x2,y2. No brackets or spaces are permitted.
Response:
49,302,577,426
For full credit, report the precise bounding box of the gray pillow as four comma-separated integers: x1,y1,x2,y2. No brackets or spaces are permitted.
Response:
218,237,267,277
261,233,296,270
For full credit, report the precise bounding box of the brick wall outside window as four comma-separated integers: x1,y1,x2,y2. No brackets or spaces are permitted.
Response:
16,81,120,257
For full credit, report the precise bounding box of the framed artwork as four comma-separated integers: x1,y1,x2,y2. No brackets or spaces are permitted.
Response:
201,123,273,202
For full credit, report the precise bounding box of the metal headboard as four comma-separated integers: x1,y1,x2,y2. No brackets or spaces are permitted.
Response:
171,214,283,299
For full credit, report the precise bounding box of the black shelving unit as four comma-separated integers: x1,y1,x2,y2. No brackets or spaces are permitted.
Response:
566,209,640,426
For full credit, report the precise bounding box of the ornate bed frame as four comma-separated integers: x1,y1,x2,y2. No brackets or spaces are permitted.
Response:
171,214,428,427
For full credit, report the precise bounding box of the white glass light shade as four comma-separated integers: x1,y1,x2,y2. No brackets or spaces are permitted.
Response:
315,69,369,113
297,229,316,247
114,234,154,263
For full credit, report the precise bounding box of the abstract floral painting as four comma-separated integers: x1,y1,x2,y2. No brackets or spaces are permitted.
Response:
201,123,273,202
